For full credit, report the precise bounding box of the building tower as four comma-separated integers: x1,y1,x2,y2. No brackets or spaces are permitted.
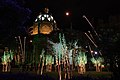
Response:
28,8,59,66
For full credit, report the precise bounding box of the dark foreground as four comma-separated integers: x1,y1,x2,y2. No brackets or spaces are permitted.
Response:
0,71,115,80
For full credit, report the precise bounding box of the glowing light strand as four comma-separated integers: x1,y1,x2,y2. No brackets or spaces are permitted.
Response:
85,33,98,48
83,15,100,40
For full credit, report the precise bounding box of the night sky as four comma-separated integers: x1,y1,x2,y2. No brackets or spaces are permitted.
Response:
25,0,120,30
0,0,120,45
1,0,120,30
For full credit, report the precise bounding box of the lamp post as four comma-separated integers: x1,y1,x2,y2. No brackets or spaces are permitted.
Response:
65,12,70,16
65,11,74,79
65,11,72,30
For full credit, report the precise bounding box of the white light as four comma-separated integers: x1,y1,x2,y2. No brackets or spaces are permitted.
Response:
35,19,37,22
95,51,97,54
42,17,45,20
66,12,69,16
54,20,56,23
50,16,53,20
38,14,42,18
116,63,118,67
30,40,32,43
46,15,49,18
48,17,51,21
44,14,47,17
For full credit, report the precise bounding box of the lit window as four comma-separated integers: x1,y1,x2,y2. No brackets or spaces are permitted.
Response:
35,19,37,22
42,17,45,20
38,14,42,18
50,16,53,20
46,15,49,18
48,17,51,21
44,14,47,17
54,20,56,23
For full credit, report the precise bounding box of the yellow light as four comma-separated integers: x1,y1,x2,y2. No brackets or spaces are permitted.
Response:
40,25,53,34
29,23,38,35
29,22,53,35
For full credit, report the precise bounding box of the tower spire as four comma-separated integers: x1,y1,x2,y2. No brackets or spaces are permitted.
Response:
44,7,49,13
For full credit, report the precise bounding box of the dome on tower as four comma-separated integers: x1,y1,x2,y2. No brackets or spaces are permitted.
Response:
29,8,59,35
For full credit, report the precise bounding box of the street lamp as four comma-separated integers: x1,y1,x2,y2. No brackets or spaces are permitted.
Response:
65,12,70,16
65,11,72,29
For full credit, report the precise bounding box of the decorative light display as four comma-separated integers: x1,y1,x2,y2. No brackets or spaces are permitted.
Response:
48,33,88,79
29,8,58,35
37,49,45,75
40,23,53,34
91,57,104,72
48,33,69,80
75,48,87,74
26,8,105,77
46,55,54,72
1,49,14,72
